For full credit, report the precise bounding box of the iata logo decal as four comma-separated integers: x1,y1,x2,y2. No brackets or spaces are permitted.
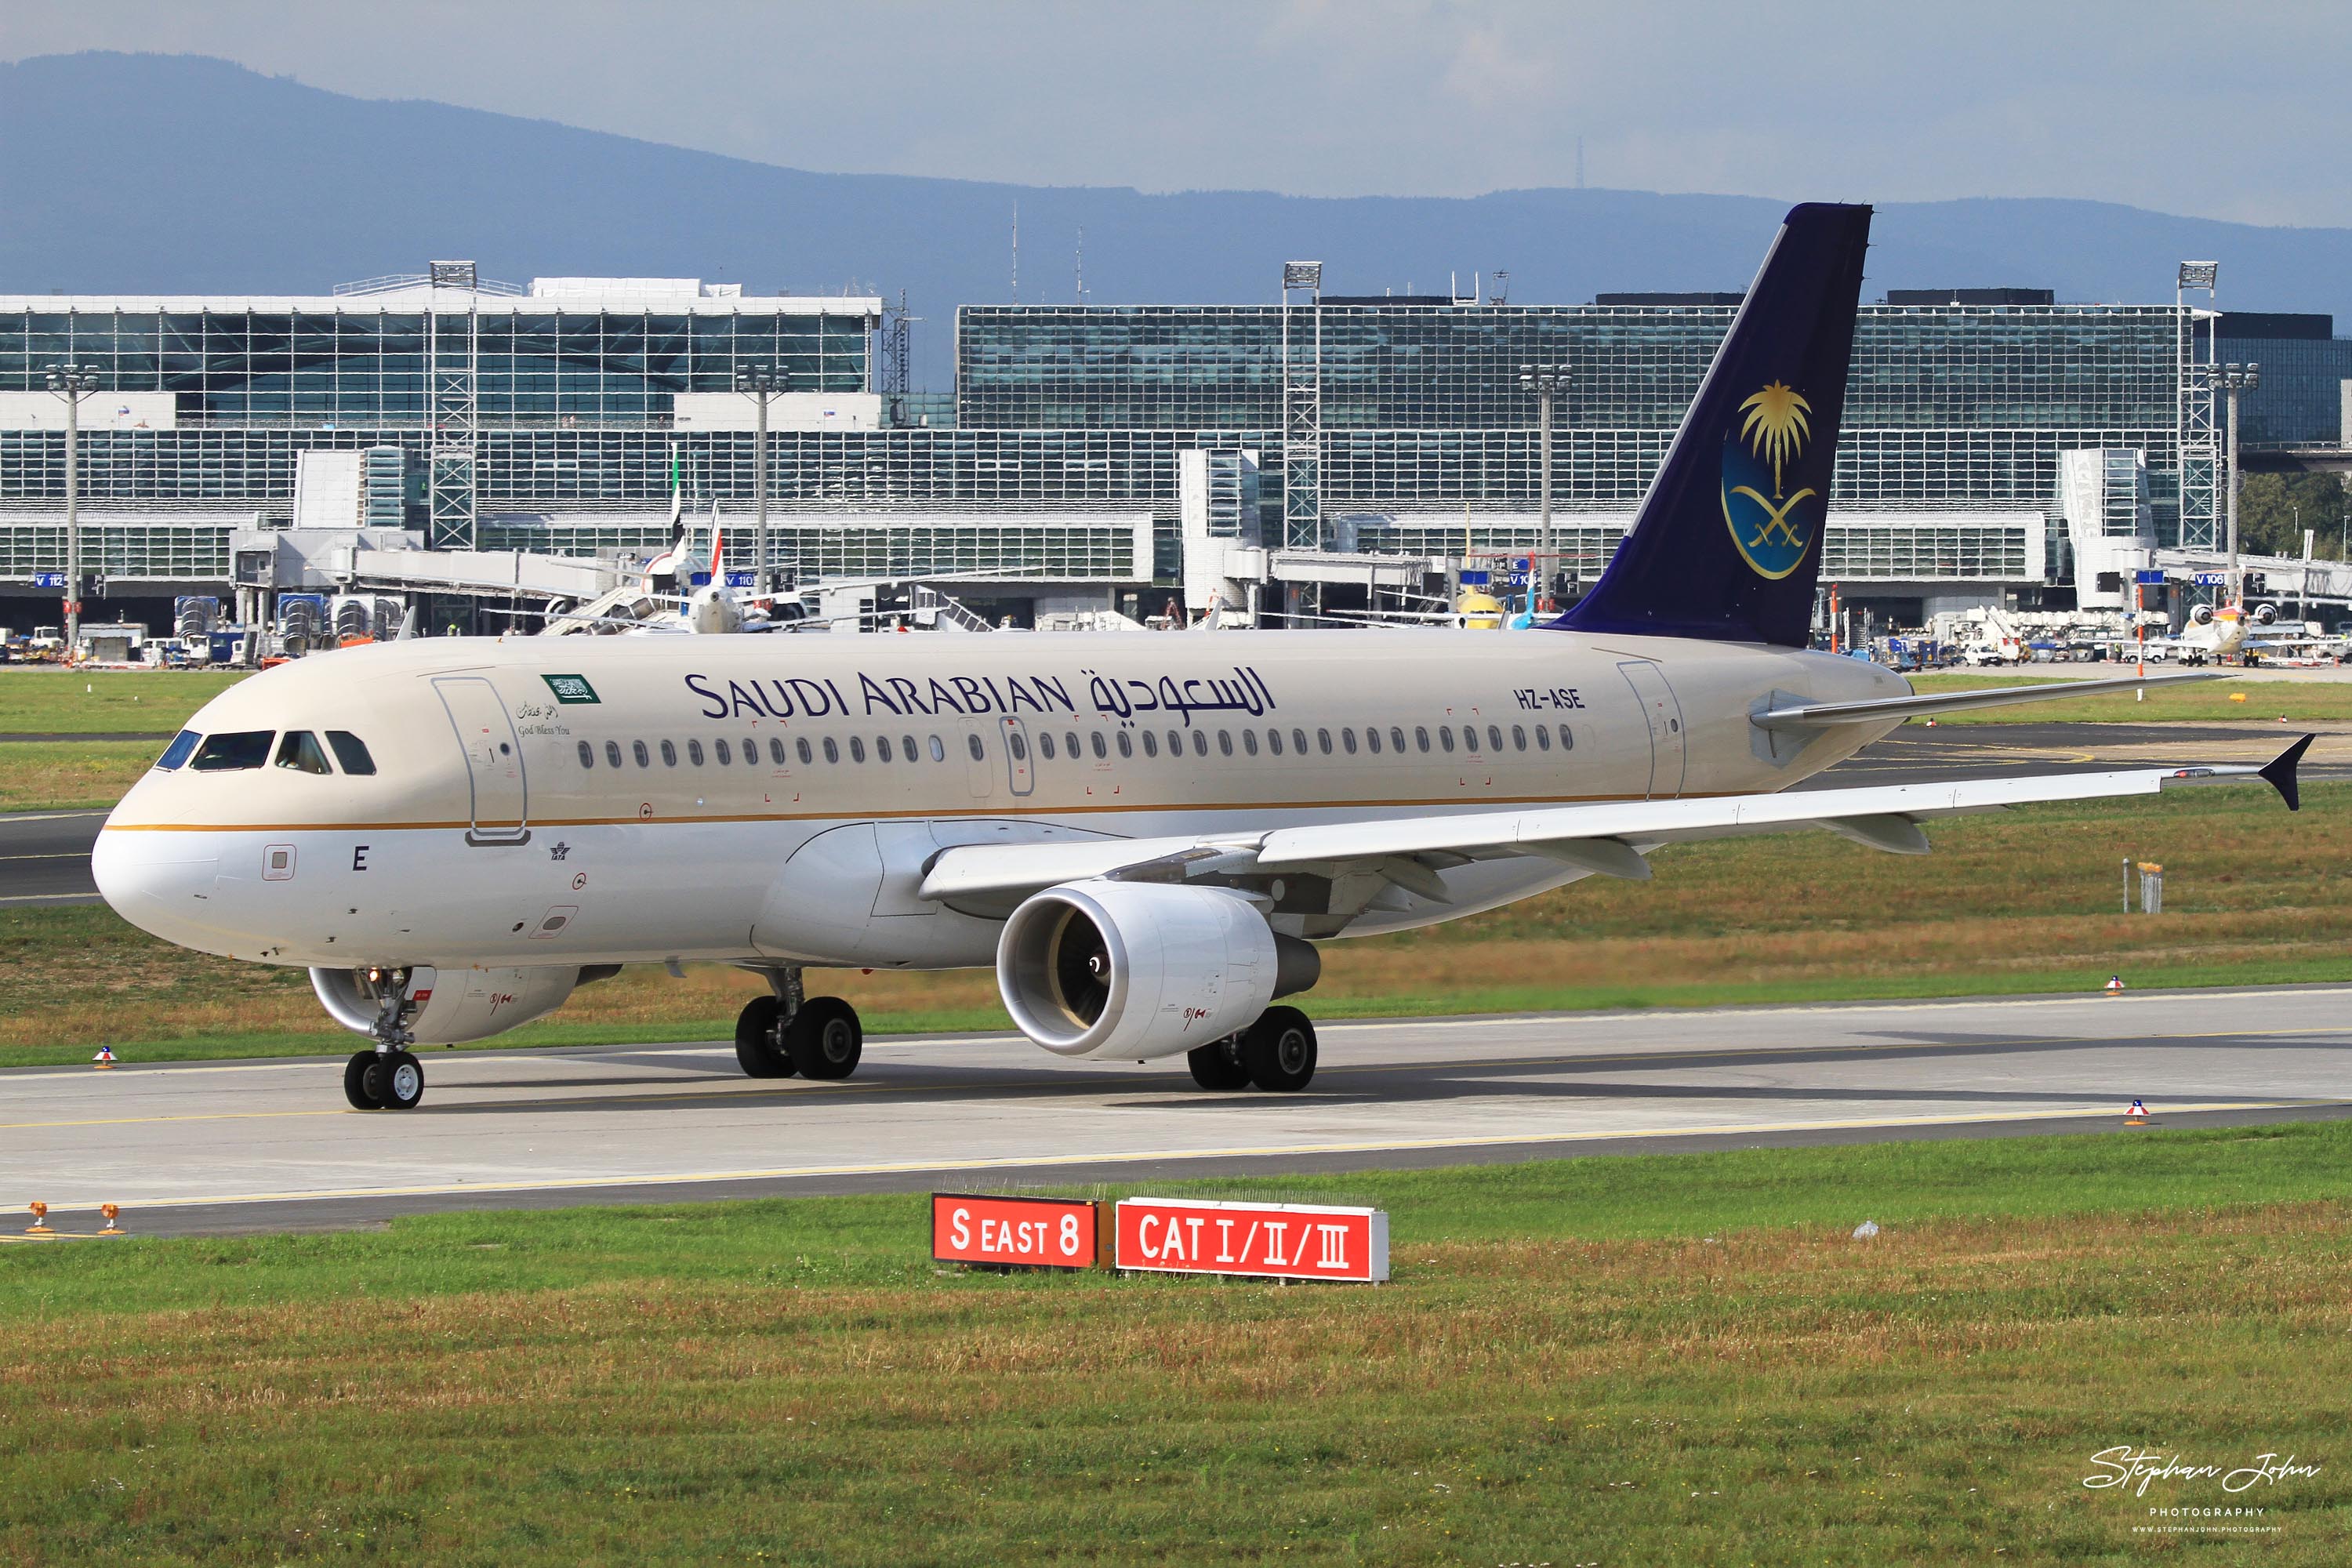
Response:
1722,379,1822,580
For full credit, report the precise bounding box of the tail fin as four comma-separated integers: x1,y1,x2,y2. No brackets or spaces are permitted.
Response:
1555,202,1871,647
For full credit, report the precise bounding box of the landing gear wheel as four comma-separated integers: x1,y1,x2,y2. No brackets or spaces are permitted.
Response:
786,996,862,1080
1240,1006,1317,1092
1187,1037,1254,1090
343,1050,382,1109
734,994,797,1078
361,1050,425,1110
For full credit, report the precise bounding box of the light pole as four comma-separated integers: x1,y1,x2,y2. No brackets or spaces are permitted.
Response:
45,363,100,655
2222,361,2259,607
735,362,782,598
1518,362,1563,610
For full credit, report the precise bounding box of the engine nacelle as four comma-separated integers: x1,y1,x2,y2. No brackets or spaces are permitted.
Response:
996,880,1319,1060
2252,602,2278,625
310,964,615,1044
2189,603,2216,627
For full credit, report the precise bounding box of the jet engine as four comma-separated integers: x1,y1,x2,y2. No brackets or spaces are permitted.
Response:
2252,602,2278,625
310,963,618,1044
2189,603,2216,627
996,880,1320,1059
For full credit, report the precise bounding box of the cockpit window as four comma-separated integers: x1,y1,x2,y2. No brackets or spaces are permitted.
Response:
155,731,201,770
274,731,332,775
326,731,377,775
189,731,274,771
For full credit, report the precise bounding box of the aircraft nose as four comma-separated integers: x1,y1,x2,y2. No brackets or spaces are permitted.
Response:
91,829,220,944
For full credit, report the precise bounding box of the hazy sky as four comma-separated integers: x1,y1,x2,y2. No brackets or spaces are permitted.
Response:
5,1,2347,227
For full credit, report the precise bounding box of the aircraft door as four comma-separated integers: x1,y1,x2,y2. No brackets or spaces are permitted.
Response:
999,716,1035,797
1615,660,1686,799
960,720,994,800
433,676,529,842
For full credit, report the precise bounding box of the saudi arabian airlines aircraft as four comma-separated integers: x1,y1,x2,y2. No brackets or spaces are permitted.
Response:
93,204,2311,1112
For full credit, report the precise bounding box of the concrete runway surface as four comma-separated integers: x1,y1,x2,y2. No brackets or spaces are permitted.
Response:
7,986,2348,1237
5,720,2341,909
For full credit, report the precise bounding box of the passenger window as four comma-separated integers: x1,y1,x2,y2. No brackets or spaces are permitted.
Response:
822,737,840,764
1116,731,1134,758
877,735,894,763
1066,731,1081,758
633,740,651,768
768,737,786,766
797,737,815,765
156,730,201,770
660,739,678,767
1559,724,1574,751
274,731,332,775
931,735,946,761
577,740,595,768
1268,728,1283,757
902,735,917,764
1488,724,1504,752
1090,731,1107,760
1140,731,1157,757
1242,730,1258,757
966,734,985,762
1512,725,1527,751
849,736,866,764
1293,728,1309,756
743,736,758,765
1439,728,1454,753
1460,726,1476,753
1218,730,1233,757
605,740,622,768
715,739,731,765
1167,729,1182,757
1535,725,1552,752
1192,731,1208,757
1366,727,1381,755
1392,727,1408,753
1341,728,1357,755
1009,731,1028,761
1317,728,1334,756
688,739,706,765
191,731,274,771
1040,732,1057,760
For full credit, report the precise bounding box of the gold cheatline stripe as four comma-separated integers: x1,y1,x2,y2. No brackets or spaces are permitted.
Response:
99,788,1718,836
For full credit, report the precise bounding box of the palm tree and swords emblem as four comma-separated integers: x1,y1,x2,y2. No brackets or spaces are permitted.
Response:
1722,379,1820,579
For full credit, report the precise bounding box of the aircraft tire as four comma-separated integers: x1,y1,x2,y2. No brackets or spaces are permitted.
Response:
734,995,795,1078
1240,1007,1317,1092
343,1051,381,1109
787,996,862,1080
381,1051,425,1111
1186,1039,1253,1090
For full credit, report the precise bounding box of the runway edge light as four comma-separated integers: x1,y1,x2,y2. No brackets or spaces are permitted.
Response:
1113,1197,1389,1283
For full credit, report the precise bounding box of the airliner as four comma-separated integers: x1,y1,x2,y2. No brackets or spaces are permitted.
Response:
93,205,2308,1111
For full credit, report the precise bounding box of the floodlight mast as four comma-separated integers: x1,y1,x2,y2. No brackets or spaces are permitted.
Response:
2222,361,2259,608
735,362,782,597
44,363,100,655
1519,363,1563,610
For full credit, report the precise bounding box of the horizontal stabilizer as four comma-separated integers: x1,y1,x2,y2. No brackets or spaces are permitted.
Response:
1752,670,2220,731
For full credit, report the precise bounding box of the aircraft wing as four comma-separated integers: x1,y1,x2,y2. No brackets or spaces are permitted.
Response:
1751,669,2218,731
919,737,2311,906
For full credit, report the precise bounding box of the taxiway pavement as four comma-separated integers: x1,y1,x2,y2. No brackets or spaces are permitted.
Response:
7,986,2347,1236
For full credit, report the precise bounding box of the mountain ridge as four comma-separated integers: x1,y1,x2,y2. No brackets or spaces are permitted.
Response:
4,51,2347,387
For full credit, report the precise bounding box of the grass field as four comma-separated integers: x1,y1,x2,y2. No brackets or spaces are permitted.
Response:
5,782,2340,1067
0,739,158,811
5,1123,2349,1563
1904,670,2352,725
0,667,245,734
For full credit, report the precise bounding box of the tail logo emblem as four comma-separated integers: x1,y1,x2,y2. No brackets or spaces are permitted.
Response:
1722,380,1822,580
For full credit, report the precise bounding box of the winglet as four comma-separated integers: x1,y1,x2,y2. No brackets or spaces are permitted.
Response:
2261,733,2314,811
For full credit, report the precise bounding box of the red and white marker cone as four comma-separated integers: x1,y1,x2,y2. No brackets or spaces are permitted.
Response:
2125,1098,2150,1127
2104,975,2125,995
92,1045,117,1069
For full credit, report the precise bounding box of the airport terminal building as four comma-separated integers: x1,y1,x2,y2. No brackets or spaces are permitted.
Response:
3,262,2347,631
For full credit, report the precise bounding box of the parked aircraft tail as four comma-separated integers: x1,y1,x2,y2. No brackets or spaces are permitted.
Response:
1555,202,1872,647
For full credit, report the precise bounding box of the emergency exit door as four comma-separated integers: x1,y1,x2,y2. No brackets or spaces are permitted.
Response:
434,676,529,843
1616,661,1686,799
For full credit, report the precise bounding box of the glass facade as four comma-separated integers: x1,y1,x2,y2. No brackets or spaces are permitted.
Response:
2220,332,2352,445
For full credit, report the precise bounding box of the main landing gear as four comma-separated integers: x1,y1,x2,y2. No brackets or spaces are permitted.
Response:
735,968,864,1081
1188,1005,1317,1093
344,965,426,1110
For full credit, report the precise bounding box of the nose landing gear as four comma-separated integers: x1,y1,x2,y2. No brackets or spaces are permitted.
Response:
734,968,864,1081
343,966,426,1110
